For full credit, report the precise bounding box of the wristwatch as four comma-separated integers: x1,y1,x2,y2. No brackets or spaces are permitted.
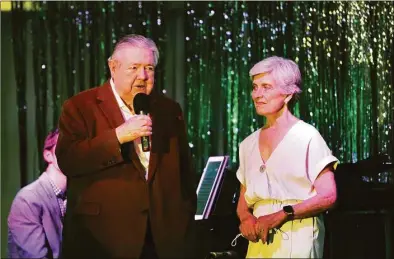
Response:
283,205,295,220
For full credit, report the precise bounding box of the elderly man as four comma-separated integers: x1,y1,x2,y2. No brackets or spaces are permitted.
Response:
8,129,66,258
56,34,196,259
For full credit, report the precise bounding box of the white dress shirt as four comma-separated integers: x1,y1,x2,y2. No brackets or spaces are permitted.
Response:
110,79,150,180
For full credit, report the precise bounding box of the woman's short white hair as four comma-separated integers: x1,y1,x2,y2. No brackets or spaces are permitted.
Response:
109,34,159,66
249,56,302,94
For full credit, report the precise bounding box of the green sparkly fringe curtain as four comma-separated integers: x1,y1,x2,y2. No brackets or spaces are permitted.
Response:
184,1,394,172
8,1,169,183
6,1,394,179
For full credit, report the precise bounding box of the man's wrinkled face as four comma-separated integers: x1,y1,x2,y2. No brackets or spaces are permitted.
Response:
109,46,155,104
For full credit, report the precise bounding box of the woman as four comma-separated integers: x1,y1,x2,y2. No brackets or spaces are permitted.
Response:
236,56,338,258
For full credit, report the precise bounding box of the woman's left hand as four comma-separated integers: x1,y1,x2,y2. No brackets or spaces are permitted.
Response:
255,211,287,243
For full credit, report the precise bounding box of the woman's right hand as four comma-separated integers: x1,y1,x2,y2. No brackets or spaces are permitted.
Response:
239,214,259,242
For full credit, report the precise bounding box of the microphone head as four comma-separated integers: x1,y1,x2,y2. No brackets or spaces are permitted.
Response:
133,93,150,114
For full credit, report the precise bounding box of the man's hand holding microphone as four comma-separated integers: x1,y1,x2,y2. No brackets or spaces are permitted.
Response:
115,93,152,151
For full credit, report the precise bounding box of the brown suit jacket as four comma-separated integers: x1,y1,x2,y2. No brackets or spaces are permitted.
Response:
56,81,197,258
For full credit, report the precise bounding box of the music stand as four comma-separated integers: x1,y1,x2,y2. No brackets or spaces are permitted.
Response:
195,156,229,220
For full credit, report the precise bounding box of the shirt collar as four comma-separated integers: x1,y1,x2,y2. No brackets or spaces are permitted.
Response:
110,78,134,115
110,78,127,109
46,173,67,200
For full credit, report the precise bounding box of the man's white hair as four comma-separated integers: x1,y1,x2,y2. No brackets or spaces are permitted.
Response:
109,34,159,66
249,56,302,94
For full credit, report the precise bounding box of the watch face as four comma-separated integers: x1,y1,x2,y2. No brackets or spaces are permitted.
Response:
283,205,294,214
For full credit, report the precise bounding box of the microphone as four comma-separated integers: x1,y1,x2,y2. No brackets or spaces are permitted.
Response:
133,93,150,152
208,251,238,259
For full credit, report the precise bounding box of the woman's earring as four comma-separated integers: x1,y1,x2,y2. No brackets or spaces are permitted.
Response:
284,94,292,104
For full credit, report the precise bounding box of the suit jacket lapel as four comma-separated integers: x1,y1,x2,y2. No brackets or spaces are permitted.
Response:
96,81,125,129
96,81,146,180
147,117,160,182
147,92,163,183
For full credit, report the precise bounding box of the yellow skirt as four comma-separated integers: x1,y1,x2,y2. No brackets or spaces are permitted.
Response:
246,199,325,258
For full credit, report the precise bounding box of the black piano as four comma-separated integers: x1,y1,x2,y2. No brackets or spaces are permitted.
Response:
325,154,394,259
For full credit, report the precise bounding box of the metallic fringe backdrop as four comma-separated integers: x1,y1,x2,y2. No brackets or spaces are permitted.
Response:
10,1,167,179
9,1,394,176
184,1,394,172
